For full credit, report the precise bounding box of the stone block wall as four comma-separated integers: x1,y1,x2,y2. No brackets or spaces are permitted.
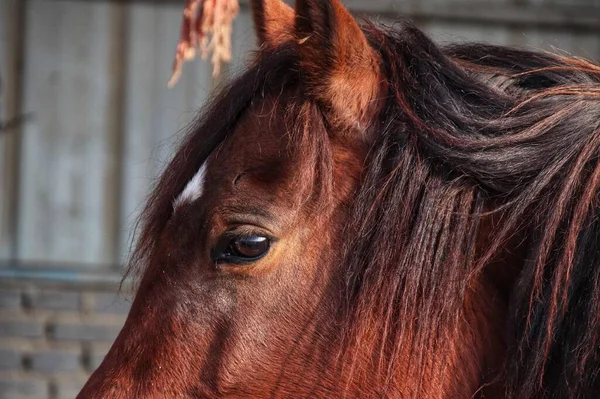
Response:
0,280,131,399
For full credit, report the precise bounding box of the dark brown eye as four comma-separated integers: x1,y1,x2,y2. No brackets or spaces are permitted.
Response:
231,236,269,258
212,235,271,265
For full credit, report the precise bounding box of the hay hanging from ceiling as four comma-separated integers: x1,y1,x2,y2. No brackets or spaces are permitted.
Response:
168,0,239,87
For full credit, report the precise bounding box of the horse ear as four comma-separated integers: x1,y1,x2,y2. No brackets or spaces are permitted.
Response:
251,0,295,48
295,0,383,128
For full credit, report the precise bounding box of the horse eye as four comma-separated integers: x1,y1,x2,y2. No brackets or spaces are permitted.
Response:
212,235,271,265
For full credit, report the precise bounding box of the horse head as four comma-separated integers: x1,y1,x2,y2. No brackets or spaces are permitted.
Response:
79,0,600,397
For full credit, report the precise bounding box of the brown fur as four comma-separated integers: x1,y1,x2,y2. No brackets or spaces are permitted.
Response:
251,0,294,47
294,0,384,130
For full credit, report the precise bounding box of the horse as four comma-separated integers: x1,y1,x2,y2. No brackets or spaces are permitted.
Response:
77,0,600,397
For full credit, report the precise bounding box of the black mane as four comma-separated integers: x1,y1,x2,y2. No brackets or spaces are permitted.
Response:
344,21,600,397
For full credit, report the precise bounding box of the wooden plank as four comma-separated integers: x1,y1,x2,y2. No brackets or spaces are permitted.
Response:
118,3,159,262
119,2,213,261
423,21,511,46
0,0,25,260
535,0,600,7
141,0,600,31
343,0,600,31
17,0,122,266
512,28,600,62
102,2,127,267
371,17,598,62
229,7,256,77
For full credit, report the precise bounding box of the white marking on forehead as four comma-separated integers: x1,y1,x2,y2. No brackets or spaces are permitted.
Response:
173,161,209,209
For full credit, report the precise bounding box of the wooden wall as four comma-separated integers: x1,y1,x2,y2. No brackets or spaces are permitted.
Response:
0,0,598,273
